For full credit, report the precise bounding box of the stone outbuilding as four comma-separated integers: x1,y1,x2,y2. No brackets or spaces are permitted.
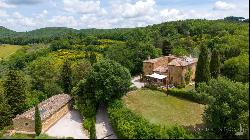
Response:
12,94,72,134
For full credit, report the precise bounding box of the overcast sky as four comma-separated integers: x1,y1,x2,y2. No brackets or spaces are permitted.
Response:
0,0,249,32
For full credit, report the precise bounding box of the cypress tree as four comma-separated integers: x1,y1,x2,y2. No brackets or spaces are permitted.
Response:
162,38,172,56
195,45,211,88
210,49,221,78
60,60,72,93
3,70,26,116
35,105,42,136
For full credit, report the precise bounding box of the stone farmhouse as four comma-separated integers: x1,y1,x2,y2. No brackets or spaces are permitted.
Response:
12,94,72,134
143,55,198,87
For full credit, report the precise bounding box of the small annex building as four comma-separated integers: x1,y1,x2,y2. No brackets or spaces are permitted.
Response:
12,94,72,134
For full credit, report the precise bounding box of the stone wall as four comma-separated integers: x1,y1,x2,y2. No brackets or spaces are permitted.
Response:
169,66,183,86
42,102,72,132
153,57,169,70
13,118,35,133
143,57,169,75
143,62,154,75
13,101,72,133
190,63,197,80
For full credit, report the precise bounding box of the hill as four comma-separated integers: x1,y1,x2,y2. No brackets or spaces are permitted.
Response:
0,26,17,38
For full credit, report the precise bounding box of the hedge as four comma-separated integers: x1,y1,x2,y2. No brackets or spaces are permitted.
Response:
83,117,96,139
167,88,214,105
107,99,195,139
144,83,214,105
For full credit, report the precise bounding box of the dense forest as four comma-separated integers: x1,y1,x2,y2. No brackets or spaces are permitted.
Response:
0,16,249,139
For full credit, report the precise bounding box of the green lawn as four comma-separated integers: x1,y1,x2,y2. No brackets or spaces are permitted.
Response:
122,89,204,127
0,45,23,59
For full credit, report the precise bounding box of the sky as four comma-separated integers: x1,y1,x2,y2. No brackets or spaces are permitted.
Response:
0,0,249,32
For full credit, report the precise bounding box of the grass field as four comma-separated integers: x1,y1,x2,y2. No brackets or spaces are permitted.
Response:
122,89,204,127
0,45,23,59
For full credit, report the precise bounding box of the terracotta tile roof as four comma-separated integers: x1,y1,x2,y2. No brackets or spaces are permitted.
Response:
153,65,168,73
13,94,72,121
168,56,198,67
143,56,176,63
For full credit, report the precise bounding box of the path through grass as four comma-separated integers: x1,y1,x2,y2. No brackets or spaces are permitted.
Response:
0,45,23,59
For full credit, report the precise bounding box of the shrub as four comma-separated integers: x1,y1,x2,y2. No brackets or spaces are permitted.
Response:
167,88,214,104
108,99,195,139
83,117,96,139
35,134,57,139
143,83,158,90
0,125,12,138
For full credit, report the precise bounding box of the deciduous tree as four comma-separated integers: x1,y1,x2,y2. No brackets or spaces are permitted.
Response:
3,70,27,115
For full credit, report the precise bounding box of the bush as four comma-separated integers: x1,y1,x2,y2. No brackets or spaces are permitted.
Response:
143,83,158,90
167,88,214,104
0,125,12,138
83,117,96,139
35,134,57,139
108,99,195,139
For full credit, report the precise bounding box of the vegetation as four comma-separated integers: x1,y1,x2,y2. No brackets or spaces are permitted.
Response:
222,54,249,83
35,105,42,136
123,89,204,126
108,99,195,139
0,45,23,59
195,45,210,88
167,88,214,105
2,133,70,139
3,70,27,116
210,49,221,78
60,60,72,94
83,117,96,139
196,77,249,138
0,17,248,139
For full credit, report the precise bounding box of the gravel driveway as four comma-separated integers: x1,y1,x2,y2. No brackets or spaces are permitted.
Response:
96,105,117,139
131,75,145,88
45,110,88,139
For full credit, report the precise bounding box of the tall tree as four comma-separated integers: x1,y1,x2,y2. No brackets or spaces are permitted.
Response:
84,59,132,103
35,105,42,136
60,60,72,94
3,70,27,116
197,77,249,138
222,54,249,83
210,49,221,78
162,38,172,56
195,45,211,88
89,52,97,65
0,93,12,130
